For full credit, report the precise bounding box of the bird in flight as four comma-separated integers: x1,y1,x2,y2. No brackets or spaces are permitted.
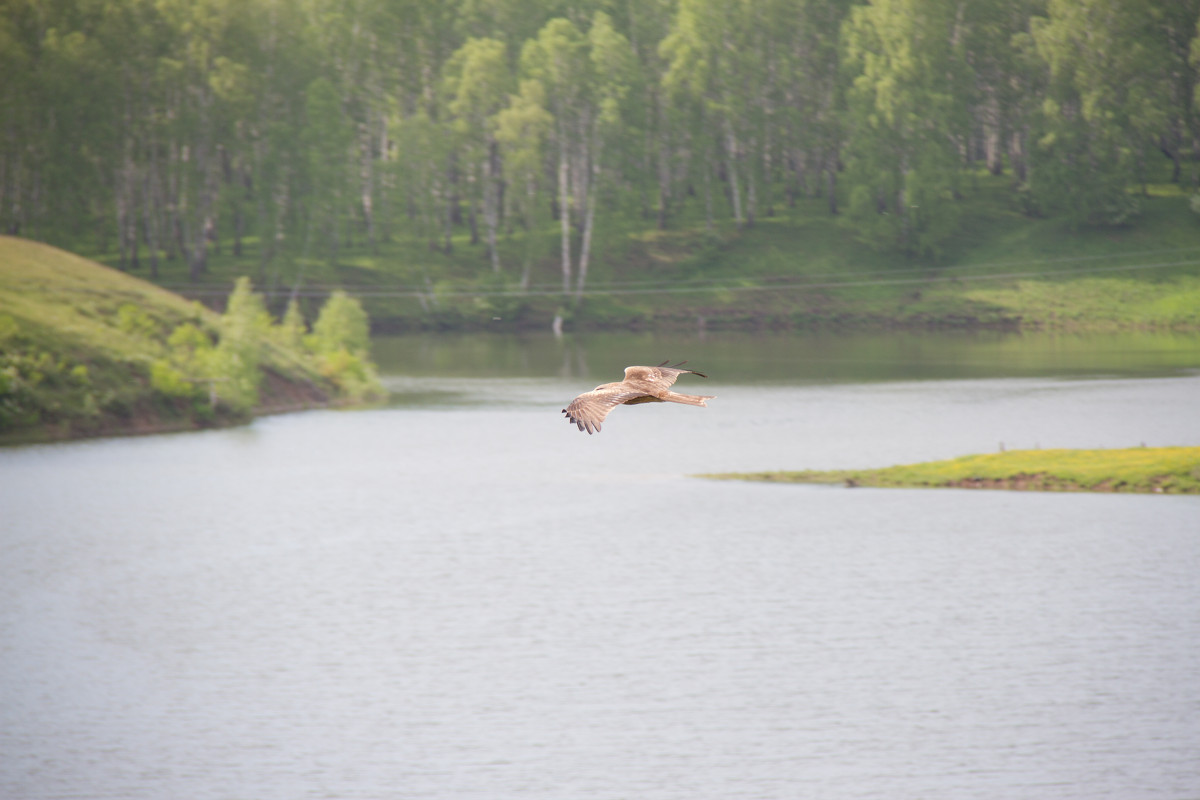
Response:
562,360,715,434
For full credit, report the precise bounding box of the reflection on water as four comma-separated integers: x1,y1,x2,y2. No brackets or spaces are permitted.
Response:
371,329,1200,382
2,331,1199,800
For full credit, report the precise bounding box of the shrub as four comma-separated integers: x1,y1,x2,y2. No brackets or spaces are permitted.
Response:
308,290,370,357
307,290,383,399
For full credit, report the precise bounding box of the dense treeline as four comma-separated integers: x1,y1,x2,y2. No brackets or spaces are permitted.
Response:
2,0,1198,297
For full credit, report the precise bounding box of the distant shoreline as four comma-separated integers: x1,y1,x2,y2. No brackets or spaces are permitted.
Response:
0,398,347,447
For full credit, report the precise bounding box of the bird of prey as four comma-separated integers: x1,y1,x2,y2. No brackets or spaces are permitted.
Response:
562,360,714,434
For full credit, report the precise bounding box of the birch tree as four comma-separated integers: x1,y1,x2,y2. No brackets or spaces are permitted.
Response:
494,79,553,289
443,37,512,272
301,76,354,264
841,0,973,255
661,0,779,229
1031,0,1176,224
520,13,634,299
157,0,248,279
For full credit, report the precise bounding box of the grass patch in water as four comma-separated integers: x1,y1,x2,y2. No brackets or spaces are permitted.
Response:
702,447,1200,494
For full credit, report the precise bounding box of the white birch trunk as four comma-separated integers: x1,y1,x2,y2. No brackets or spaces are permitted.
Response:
746,166,757,227
484,141,500,272
704,155,714,234
576,183,596,301
558,143,571,296
520,175,536,291
575,130,603,300
724,121,744,228
361,118,375,251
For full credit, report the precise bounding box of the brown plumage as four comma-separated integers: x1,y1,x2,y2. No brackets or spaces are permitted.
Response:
562,360,715,434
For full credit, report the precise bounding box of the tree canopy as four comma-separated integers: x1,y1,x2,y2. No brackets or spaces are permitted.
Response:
2,0,1197,273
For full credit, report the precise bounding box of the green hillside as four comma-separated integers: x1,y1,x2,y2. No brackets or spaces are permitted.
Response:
0,236,379,444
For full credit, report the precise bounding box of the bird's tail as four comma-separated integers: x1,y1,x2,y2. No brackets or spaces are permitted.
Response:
662,391,714,407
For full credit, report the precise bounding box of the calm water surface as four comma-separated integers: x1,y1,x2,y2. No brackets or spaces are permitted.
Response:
2,331,1199,800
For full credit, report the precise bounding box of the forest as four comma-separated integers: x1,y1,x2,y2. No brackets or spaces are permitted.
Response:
2,0,1199,303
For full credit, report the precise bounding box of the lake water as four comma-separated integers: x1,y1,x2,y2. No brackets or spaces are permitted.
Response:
2,331,1199,800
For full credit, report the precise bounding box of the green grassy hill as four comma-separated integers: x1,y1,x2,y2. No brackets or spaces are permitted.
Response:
0,236,364,444
88,175,1200,333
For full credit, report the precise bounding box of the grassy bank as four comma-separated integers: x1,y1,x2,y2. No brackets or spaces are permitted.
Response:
79,172,1200,333
0,236,379,444
702,447,1200,494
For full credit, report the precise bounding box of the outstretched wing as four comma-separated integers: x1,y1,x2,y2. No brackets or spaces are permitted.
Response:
562,386,650,434
624,362,708,391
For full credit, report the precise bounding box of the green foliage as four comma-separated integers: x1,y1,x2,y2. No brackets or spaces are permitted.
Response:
494,79,554,230
307,289,382,399
1026,0,1176,226
516,13,638,296
841,0,970,256
150,322,213,402
168,321,215,355
302,77,355,263
146,277,387,415
149,358,200,399
277,296,308,350
148,279,274,414
3,0,1200,308
0,237,392,442
444,37,512,135
313,347,379,401
0,322,104,431
116,304,163,338
309,289,370,356
151,278,385,413
213,277,272,409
